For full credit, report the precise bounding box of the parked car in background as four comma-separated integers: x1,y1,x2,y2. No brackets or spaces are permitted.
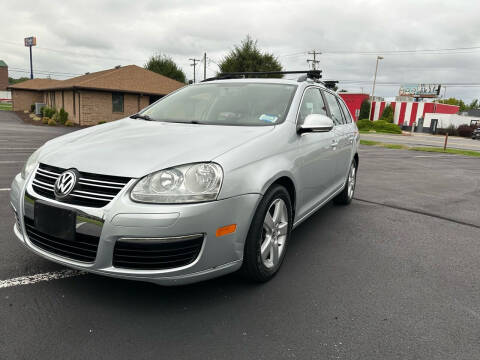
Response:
472,127,480,140
10,71,359,285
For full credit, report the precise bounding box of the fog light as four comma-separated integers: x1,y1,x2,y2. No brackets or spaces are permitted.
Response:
216,224,236,237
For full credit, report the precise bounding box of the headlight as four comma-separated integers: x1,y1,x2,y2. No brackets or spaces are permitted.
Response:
130,163,223,204
21,148,41,180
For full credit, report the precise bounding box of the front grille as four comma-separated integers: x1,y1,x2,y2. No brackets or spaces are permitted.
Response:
32,163,131,208
113,236,204,270
24,217,99,263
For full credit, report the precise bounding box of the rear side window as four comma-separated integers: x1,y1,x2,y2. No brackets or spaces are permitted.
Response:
338,98,353,123
297,87,327,124
323,91,343,126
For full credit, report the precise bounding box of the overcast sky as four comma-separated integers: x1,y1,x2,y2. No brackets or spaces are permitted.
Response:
1,0,479,101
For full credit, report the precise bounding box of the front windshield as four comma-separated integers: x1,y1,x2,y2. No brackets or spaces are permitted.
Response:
140,83,297,126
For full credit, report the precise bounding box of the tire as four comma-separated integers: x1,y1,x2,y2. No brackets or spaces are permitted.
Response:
333,159,357,205
241,185,293,282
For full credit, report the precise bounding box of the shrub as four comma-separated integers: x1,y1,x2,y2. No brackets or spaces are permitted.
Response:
372,120,402,134
32,116,41,121
41,106,56,118
64,120,74,127
47,119,57,126
42,117,49,124
29,113,35,119
58,108,68,124
359,99,371,120
438,124,457,136
380,105,394,123
30,104,35,113
23,110,29,114
457,124,474,137
97,120,106,125
356,119,373,131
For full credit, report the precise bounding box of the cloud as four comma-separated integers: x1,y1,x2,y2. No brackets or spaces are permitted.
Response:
1,0,479,100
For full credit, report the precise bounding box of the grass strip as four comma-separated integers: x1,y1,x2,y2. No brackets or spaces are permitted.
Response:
360,140,480,157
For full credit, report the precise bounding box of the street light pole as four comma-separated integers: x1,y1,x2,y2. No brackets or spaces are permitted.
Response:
371,56,383,100
369,56,383,120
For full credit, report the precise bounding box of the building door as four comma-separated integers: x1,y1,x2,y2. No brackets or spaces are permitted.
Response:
430,119,438,134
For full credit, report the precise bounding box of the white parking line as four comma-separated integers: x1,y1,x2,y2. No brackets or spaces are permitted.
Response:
0,269,86,289
0,188,11,191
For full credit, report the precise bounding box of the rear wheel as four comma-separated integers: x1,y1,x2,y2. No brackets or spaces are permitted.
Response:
241,185,292,282
333,159,357,205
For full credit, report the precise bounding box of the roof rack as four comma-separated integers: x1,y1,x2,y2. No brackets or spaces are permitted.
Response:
202,70,322,82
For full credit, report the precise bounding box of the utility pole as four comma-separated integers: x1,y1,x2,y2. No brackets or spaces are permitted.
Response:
369,56,384,120
24,36,37,79
203,52,207,80
189,58,200,83
307,50,321,70
371,56,384,100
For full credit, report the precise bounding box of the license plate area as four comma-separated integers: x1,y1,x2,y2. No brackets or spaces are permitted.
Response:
34,201,76,241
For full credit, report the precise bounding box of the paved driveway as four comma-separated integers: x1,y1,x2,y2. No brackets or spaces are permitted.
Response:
1,110,479,359
361,132,480,151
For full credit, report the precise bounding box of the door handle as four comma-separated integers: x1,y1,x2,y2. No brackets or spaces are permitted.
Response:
331,139,339,149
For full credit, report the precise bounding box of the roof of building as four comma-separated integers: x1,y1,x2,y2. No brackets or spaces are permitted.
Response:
0,60,7,67
8,78,62,91
8,65,185,95
463,109,480,117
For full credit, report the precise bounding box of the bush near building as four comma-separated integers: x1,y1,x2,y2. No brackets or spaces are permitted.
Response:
437,125,458,136
380,104,394,123
41,106,56,118
357,119,402,134
457,124,475,137
359,99,371,120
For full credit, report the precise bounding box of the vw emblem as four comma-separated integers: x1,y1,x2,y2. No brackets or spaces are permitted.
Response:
54,170,77,198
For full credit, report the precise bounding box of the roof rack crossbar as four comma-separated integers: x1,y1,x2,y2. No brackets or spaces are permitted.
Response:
202,70,322,82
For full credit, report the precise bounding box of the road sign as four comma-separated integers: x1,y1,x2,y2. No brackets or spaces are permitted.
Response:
24,37,36,47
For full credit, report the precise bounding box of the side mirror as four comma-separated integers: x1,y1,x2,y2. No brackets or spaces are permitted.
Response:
298,114,334,134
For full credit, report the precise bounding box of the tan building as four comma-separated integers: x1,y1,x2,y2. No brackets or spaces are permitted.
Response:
8,65,185,125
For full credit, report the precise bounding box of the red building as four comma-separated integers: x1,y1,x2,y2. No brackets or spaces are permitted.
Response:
338,93,369,121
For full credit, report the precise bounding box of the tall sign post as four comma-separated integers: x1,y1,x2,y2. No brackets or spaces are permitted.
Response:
24,36,37,79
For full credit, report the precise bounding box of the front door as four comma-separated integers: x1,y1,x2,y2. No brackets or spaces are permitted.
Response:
295,87,338,219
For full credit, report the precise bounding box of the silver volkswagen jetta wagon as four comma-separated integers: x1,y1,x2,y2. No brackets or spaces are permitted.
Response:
10,70,359,285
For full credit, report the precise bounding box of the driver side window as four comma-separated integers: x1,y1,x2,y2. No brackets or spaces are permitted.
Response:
297,88,327,125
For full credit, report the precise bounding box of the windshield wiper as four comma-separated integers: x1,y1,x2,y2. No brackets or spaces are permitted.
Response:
130,114,153,121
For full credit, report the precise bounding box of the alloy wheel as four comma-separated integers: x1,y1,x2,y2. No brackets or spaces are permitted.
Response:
261,198,288,269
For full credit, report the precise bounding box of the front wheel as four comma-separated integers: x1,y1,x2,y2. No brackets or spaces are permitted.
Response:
333,159,357,205
241,185,292,282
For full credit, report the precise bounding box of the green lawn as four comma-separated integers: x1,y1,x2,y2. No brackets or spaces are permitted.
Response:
0,103,12,111
360,140,480,158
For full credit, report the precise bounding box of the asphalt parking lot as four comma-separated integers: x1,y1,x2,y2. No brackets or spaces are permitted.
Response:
1,111,479,359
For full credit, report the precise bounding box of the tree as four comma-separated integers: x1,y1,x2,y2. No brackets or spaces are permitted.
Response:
469,99,479,109
380,104,394,123
436,97,467,112
8,77,29,85
144,54,186,83
359,98,371,120
219,36,283,77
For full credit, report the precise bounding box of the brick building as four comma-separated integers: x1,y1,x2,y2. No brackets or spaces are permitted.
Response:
8,65,185,125
0,60,8,91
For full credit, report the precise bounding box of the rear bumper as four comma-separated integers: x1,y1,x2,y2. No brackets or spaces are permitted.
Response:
10,172,260,285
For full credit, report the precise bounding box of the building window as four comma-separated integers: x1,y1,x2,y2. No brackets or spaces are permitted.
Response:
112,93,124,113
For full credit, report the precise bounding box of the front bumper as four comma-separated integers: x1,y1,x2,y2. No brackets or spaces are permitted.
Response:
10,172,261,285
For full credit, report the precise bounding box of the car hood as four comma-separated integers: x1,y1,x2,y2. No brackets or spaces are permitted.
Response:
39,118,274,178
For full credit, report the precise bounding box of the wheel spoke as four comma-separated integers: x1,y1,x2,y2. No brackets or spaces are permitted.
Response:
277,222,288,236
261,236,273,260
271,242,279,265
271,199,281,223
263,212,275,233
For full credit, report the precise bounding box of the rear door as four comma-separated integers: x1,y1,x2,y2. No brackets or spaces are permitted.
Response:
322,90,352,187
